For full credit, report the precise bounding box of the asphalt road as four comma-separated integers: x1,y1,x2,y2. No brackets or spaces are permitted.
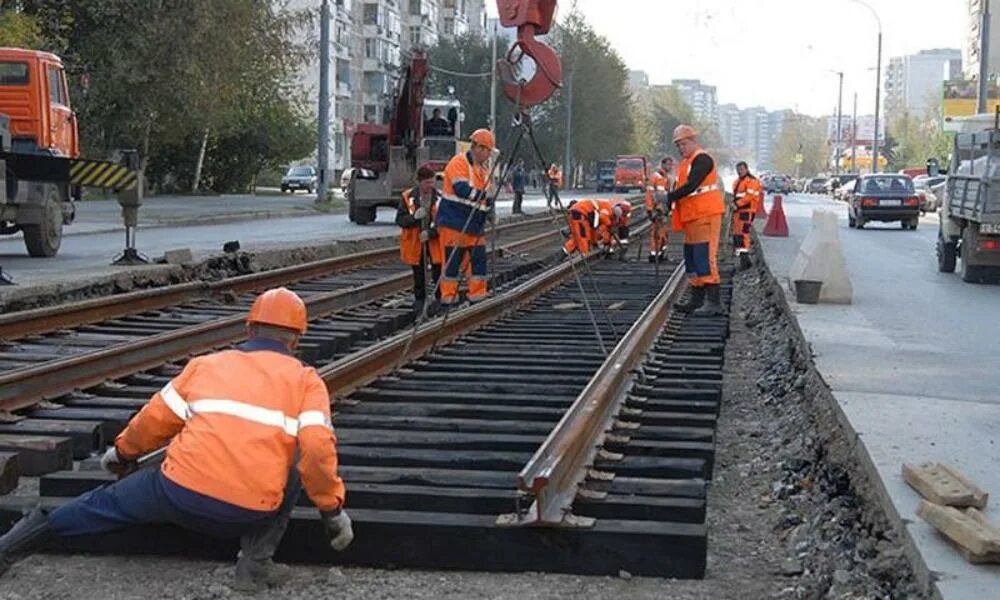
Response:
0,190,615,286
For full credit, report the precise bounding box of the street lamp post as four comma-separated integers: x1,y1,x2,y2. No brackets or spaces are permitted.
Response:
832,71,844,176
317,0,331,204
850,0,883,174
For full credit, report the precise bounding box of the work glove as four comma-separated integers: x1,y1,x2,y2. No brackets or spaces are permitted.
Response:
323,509,354,551
419,230,430,243
100,447,127,476
412,206,428,220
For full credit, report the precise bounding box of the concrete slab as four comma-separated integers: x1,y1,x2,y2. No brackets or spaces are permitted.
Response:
758,193,1000,599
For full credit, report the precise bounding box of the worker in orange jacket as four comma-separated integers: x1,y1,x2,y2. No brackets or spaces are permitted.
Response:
595,198,629,257
397,164,444,315
0,288,352,591
731,161,763,270
646,157,674,262
438,128,495,306
546,163,563,208
562,198,606,257
668,125,725,315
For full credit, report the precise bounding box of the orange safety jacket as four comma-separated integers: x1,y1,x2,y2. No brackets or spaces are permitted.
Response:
548,166,563,188
733,175,763,213
646,169,671,214
673,149,724,227
114,345,345,513
399,187,444,266
439,151,491,235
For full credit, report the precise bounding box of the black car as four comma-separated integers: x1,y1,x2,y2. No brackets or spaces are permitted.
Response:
845,174,921,230
281,165,317,193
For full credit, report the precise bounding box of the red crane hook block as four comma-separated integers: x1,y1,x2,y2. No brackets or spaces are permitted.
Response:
495,0,562,107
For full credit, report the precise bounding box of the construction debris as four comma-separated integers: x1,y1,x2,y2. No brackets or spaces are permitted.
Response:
902,462,988,508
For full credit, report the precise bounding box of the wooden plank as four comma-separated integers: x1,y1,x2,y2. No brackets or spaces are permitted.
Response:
0,434,74,475
916,500,1000,556
0,452,18,495
903,463,988,508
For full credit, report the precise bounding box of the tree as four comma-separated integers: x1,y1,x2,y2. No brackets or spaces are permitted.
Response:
886,109,951,172
0,7,42,48
771,115,829,177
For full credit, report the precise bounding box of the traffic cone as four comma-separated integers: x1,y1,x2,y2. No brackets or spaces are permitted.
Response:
763,194,789,237
755,194,768,219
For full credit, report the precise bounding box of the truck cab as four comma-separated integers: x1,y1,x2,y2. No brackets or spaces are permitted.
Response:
614,155,647,193
0,48,78,256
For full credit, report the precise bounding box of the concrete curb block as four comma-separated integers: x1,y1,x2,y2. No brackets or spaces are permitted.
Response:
753,236,939,599
64,207,327,238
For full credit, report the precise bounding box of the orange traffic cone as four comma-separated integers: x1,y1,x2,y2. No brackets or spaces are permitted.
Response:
755,195,768,219
763,194,789,237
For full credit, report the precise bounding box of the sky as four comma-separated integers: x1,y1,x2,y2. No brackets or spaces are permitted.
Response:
487,0,968,117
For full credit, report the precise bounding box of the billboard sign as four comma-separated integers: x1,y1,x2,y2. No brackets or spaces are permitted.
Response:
827,115,884,145
942,79,1000,118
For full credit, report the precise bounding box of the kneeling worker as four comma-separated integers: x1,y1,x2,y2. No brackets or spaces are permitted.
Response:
397,164,444,315
668,125,725,315
0,288,353,591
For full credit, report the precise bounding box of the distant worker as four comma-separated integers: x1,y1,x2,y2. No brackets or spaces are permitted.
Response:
646,157,675,262
511,160,526,215
668,125,725,316
562,198,603,257
438,128,496,306
595,197,628,257
546,163,563,208
0,288,353,591
732,161,763,270
425,107,451,136
397,164,444,315
610,197,633,258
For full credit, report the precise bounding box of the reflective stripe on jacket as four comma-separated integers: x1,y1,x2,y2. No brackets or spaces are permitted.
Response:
674,149,725,225
438,152,490,235
733,175,763,212
114,343,345,512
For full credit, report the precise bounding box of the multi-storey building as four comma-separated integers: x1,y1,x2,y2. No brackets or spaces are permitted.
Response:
671,79,719,126
718,103,745,155
293,0,485,176
884,48,962,121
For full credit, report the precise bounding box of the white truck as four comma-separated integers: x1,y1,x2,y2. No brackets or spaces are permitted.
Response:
937,121,1000,283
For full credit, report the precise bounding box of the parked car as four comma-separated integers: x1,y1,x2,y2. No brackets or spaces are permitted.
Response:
845,174,921,230
281,165,318,193
806,177,828,193
913,176,946,213
833,178,856,202
764,174,793,194
825,174,857,196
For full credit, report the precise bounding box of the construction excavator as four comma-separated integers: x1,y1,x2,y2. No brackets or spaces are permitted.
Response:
346,0,561,224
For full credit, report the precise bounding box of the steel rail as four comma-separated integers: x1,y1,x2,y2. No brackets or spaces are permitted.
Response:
0,213,557,341
0,229,560,414
509,260,687,527
317,219,655,398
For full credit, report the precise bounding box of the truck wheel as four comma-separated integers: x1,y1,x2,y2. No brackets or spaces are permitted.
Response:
848,214,856,228
23,192,63,257
960,233,984,283
349,203,376,225
937,236,957,273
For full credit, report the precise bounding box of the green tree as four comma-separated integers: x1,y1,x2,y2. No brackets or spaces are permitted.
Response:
771,115,829,177
0,7,42,48
886,108,951,172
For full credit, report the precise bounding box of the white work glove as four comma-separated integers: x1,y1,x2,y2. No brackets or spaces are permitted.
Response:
100,447,123,475
323,510,354,551
412,206,428,220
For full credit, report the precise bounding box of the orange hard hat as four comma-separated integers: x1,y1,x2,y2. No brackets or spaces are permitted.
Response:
672,124,697,143
247,287,307,334
470,128,496,150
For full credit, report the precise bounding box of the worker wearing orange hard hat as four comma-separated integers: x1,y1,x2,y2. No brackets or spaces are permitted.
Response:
646,157,674,262
438,128,496,306
397,164,444,315
668,125,725,316
731,161,763,270
0,288,352,591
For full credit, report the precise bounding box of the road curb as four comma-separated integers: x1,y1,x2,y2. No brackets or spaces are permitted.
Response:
64,206,328,238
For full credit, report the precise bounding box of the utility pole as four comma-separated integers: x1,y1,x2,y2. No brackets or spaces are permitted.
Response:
978,0,991,114
872,30,882,173
563,65,573,189
317,0,331,204
851,92,858,174
835,71,843,176
490,19,498,130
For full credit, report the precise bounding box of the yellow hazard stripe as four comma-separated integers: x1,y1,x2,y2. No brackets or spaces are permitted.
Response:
69,160,137,190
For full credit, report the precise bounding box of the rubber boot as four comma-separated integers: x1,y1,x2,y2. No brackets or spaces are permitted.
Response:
647,253,657,264
693,284,722,317
233,472,300,592
739,252,752,271
412,298,425,319
675,286,706,313
0,507,52,576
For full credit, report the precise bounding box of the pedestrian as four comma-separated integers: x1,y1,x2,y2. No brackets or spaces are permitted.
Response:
646,157,675,262
511,160,526,215
732,161,763,270
438,128,496,306
0,288,353,591
397,164,444,316
668,125,725,316
546,163,562,208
